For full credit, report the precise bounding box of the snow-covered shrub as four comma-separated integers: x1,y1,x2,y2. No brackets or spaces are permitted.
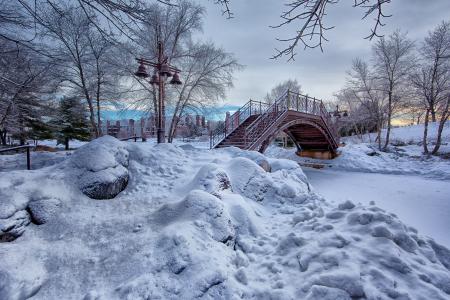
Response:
188,163,232,196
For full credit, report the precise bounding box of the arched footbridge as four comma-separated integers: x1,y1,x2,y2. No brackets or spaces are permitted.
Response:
210,90,340,155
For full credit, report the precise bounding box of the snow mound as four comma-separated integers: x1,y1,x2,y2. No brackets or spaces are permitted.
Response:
290,201,450,299
226,156,310,204
0,246,47,300
70,135,128,172
154,190,235,244
0,138,449,299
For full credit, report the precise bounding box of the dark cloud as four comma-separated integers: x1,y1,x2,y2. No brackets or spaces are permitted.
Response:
198,0,450,105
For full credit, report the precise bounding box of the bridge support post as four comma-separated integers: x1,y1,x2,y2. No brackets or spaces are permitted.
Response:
296,150,337,160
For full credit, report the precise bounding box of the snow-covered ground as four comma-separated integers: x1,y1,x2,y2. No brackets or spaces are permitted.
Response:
304,168,450,248
267,122,450,247
1,136,450,299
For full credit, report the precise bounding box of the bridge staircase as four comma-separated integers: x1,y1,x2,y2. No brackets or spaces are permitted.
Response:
210,90,340,154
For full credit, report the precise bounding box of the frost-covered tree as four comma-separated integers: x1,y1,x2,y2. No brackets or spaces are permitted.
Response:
410,21,450,155
265,79,302,104
0,39,55,145
37,4,118,138
125,1,240,143
339,58,386,148
372,30,415,150
53,97,91,150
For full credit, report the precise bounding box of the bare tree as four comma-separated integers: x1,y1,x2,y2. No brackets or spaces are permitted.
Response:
410,21,450,154
167,42,240,142
265,79,302,104
36,5,119,138
372,30,415,150
269,0,392,60
343,58,387,149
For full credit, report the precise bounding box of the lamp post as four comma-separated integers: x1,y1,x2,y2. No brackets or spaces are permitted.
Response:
135,41,182,143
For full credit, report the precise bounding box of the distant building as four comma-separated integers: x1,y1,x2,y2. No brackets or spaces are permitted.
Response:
101,113,213,139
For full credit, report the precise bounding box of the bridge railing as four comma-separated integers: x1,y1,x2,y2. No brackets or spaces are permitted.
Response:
288,91,339,145
244,90,290,149
244,90,339,150
209,100,269,148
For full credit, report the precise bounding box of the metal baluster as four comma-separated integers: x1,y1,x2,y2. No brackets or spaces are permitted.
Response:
305,95,308,113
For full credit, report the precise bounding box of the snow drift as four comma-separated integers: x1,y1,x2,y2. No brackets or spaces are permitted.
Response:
1,137,450,299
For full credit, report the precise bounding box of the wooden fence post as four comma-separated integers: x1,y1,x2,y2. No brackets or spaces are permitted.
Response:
26,146,31,170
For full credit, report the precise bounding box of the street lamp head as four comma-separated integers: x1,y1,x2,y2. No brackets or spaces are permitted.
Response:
149,73,159,86
135,62,149,78
159,63,172,78
169,72,182,85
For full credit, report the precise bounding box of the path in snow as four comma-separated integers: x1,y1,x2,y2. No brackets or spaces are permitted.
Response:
304,167,450,248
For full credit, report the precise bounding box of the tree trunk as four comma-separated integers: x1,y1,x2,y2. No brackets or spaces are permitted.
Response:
0,130,6,146
431,98,449,155
76,53,98,137
65,137,69,150
168,107,180,143
376,119,382,150
383,93,392,151
168,98,183,143
96,60,103,136
430,109,436,123
423,109,430,154
170,117,180,142
96,98,102,136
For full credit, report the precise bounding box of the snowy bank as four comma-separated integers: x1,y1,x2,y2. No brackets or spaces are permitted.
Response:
267,122,450,180
1,137,450,299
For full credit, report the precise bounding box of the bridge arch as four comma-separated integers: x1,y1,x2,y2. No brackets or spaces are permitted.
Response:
257,118,335,153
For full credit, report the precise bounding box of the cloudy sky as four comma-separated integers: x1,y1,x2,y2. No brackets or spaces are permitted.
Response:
196,0,450,106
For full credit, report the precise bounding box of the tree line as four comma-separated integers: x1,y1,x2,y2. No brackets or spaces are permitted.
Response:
336,22,450,155
0,0,240,149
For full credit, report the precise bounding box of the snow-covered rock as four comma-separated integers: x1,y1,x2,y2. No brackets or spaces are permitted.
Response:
27,198,61,225
0,210,30,241
71,136,129,199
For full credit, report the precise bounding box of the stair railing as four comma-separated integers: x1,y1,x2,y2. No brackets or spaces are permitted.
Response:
209,100,269,148
244,90,290,149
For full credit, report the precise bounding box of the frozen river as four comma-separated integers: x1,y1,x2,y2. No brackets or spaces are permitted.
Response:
304,168,450,248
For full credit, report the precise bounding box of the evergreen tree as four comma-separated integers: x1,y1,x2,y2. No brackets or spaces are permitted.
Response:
53,97,91,150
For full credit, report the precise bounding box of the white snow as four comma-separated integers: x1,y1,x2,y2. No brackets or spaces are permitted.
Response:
1,136,450,299
304,168,450,248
